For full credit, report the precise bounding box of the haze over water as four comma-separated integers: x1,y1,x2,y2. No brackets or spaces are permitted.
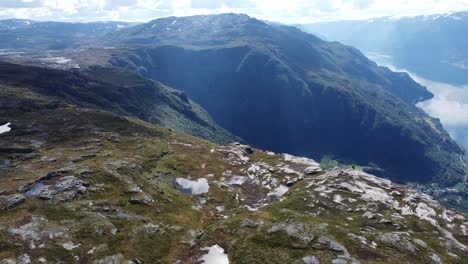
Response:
367,52,468,158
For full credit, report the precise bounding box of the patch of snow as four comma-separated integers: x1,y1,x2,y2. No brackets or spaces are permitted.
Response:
0,122,11,134
333,194,343,204
245,205,258,211
176,178,209,195
199,245,229,264
268,185,289,197
63,242,81,250
41,57,71,64
25,183,46,196
198,197,206,204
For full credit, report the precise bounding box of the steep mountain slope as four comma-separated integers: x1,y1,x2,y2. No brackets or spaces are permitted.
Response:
96,14,466,186
0,61,237,144
0,86,467,263
0,19,136,50
298,12,468,85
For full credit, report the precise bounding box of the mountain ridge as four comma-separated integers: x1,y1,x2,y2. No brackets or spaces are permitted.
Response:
298,11,468,85
0,61,238,144
94,13,466,186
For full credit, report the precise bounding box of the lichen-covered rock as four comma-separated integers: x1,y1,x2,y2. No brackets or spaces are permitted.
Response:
33,176,89,201
269,223,315,247
129,194,154,205
377,232,417,254
95,254,125,264
0,194,25,210
241,218,265,228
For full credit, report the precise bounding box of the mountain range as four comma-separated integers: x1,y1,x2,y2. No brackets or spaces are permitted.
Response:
0,19,135,50
298,12,468,85
0,13,467,263
0,13,466,198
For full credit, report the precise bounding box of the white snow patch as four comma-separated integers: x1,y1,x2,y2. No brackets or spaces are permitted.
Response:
63,242,81,250
199,245,229,264
41,57,71,64
245,205,258,211
268,185,289,197
0,122,11,134
333,194,344,204
176,178,209,195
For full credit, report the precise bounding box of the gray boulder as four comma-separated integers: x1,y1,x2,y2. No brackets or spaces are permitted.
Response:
377,232,417,254
35,176,89,201
0,194,26,210
303,256,320,264
269,223,315,246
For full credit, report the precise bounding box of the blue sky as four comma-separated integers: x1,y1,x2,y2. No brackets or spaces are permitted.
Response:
1,0,468,23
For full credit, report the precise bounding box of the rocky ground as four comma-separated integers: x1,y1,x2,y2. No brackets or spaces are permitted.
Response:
0,84,467,263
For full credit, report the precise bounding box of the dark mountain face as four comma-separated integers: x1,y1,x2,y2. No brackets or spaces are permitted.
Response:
100,14,466,185
0,61,237,144
0,19,136,50
299,12,468,85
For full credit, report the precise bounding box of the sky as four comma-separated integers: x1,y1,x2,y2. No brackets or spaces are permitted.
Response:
1,0,468,23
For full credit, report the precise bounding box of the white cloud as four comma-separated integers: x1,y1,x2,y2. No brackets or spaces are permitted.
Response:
0,0,43,8
0,0,467,22
415,77,468,127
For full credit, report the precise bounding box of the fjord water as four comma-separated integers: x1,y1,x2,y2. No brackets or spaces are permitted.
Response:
367,53,468,158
